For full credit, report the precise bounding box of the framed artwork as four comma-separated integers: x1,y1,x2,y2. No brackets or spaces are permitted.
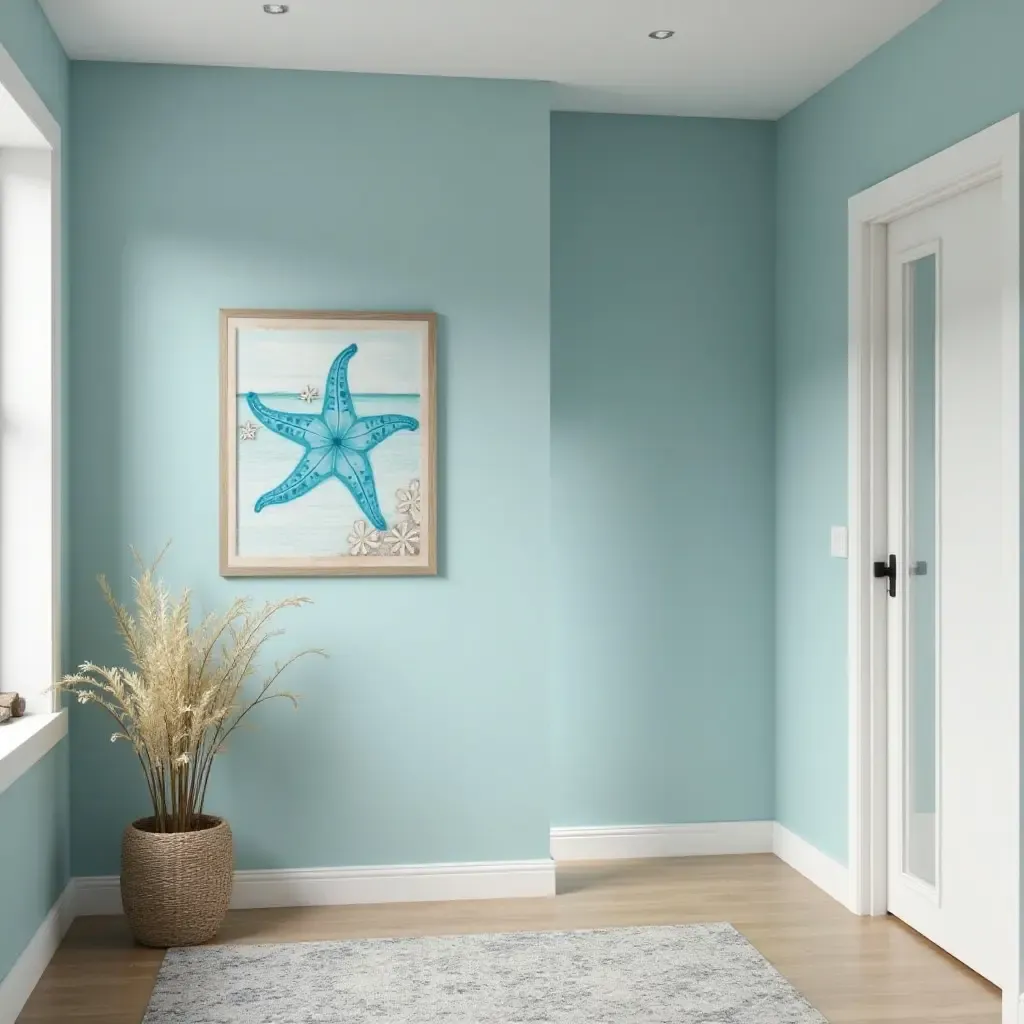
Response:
220,310,437,576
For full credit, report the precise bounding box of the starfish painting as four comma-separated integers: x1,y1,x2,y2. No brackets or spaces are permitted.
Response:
245,344,418,530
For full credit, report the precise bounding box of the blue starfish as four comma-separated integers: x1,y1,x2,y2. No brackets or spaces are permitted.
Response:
245,344,418,530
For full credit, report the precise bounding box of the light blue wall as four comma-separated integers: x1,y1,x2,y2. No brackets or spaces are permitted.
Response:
0,0,69,991
68,63,552,876
775,0,1024,861
550,113,776,826
59,0,1024,884
0,0,68,123
0,744,70,983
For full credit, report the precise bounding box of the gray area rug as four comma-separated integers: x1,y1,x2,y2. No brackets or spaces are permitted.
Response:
143,923,828,1023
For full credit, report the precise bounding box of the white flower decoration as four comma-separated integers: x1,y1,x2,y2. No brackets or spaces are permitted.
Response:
348,519,381,556
299,385,320,404
396,479,422,523
386,519,420,557
239,421,260,441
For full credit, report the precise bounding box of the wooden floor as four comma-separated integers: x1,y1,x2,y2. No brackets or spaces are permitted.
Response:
18,855,999,1023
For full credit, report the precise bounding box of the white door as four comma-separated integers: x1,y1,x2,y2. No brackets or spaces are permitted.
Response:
884,177,1013,986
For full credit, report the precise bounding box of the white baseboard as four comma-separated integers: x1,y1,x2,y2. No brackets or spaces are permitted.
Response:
0,882,75,1024
772,823,851,910
70,874,118,917
550,821,774,862
74,858,556,916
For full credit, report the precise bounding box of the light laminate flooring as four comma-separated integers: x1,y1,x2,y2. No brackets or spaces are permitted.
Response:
17,855,1000,1023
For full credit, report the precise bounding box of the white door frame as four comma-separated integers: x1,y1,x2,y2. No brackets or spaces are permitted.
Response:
847,113,1021,1017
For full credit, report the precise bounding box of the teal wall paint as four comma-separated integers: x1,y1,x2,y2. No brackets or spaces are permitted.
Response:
775,0,1024,861
0,0,68,123
68,63,552,876
0,743,69,983
550,113,776,826
62,0,1024,882
0,0,69,990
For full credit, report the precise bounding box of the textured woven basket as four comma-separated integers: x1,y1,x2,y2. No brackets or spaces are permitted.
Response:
121,815,233,948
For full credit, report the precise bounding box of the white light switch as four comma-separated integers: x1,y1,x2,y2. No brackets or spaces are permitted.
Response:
830,526,849,559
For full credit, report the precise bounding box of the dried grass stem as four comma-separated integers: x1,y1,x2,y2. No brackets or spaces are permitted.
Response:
57,548,324,832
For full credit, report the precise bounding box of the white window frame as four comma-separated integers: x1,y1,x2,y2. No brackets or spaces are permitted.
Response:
0,42,64,795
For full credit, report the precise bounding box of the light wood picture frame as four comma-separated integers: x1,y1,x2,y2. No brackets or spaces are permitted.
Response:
220,310,437,576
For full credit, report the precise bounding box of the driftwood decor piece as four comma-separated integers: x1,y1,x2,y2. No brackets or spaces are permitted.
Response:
0,692,26,720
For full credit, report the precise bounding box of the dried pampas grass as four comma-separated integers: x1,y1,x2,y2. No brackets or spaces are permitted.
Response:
57,547,324,832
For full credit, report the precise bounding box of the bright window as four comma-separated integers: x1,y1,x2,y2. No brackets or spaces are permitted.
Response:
0,44,63,788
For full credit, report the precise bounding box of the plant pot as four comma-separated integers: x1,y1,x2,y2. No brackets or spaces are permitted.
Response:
120,814,233,948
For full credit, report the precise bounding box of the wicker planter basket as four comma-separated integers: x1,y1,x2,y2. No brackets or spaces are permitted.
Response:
120,815,233,948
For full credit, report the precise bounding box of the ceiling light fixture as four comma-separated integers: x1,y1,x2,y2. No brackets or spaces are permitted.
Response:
263,4,289,13
648,30,675,40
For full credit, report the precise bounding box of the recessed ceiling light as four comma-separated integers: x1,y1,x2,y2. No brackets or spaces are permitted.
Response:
648,30,675,40
263,4,289,13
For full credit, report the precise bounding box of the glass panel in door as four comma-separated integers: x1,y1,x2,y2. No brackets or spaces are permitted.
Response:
904,253,938,888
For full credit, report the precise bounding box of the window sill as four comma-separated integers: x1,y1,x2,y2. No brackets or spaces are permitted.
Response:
0,709,67,797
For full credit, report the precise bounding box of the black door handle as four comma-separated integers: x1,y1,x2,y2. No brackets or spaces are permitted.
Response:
874,554,897,598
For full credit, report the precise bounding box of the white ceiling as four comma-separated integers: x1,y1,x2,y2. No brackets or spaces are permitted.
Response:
40,0,942,119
